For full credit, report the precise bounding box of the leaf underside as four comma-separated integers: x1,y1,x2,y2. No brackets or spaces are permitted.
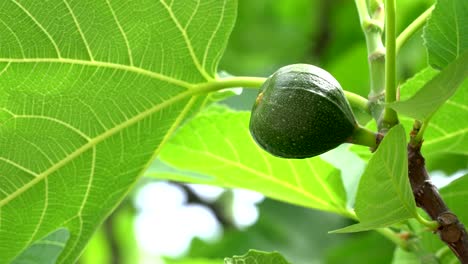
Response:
423,0,468,69
0,0,237,262
334,125,416,233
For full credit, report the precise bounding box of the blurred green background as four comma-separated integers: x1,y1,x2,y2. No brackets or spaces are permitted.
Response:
77,0,446,263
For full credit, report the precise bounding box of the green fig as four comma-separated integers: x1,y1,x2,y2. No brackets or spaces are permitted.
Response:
249,64,358,158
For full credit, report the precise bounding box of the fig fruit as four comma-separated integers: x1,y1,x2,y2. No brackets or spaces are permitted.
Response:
249,64,358,158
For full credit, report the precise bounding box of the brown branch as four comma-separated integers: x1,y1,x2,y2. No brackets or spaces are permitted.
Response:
173,182,234,228
407,137,468,263
309,0,334,60
103,214,121,264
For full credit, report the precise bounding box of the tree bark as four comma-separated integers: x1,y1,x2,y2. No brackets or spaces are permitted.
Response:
407,142,468,263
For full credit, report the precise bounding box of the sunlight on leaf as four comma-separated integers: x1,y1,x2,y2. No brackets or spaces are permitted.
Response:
0,0,237,262
150,109,349,215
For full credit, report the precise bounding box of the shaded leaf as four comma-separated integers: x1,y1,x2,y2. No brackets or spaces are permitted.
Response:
334,125,417,233
423,0,468,69
391,248,427,264
390,51,468,121
395,219,457,264
187,199,347,264
12,228,70,264
225,250,290,264
440,174,468,225
326,232,395,264
165,259,223,264
152,110,348,215
0,1,236,262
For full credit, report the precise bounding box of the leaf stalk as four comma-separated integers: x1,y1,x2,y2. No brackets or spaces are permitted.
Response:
396,5,435,54
354,0,388,129
381,0,399,131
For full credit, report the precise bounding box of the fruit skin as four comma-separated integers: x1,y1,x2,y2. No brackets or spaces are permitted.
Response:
249,64,357,159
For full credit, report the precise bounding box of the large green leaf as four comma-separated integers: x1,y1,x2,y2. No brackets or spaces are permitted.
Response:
151,110,348,215
225,250,291,264
334,125,417,233
423,0,468,69
390,51,468,121
0,0,236,262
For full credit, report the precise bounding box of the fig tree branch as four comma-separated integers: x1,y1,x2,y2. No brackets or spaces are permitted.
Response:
408,126,468,263
354,0,387,128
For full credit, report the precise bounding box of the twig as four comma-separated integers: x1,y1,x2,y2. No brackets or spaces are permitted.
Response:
354,0,386,125
103,202,125,264
408,128,468,263
175,182,234,228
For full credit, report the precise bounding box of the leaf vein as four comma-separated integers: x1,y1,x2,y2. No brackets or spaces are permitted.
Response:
0,19,25,58
8,112,91,140
62,0,94,61
0,62,11,77
446,100,468,111
425,127,468,146
0,58,192,89
158,0,212,81
23,179,48,251
184,0,200,30
173,145,333,210
306,159,343,208
105,0,134,66
202,0,226,71
10,0,62,57
0,88,198,208
0,157,39,177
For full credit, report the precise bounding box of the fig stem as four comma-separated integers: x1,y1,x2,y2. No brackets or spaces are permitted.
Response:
396,5,435,54
349,125,378,149
196,76,267,92
344,90,371,116
197,76,372,116
376,227,409,250
415,212,439,230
